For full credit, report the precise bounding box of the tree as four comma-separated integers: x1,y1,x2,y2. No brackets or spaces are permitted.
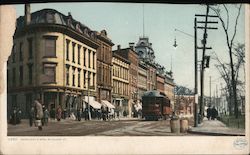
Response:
212,43,245,116
210,4,243,118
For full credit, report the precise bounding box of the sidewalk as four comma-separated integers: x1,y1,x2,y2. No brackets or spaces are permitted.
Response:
188,119,245,136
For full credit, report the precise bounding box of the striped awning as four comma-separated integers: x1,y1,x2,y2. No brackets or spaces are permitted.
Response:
101,100,115,109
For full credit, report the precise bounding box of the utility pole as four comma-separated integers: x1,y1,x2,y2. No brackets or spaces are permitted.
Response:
210,76,211,107
194,17,198,127
200,5,209,122
195,5,218,122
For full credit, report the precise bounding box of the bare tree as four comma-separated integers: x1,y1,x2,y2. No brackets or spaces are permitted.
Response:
212,43,245,116
210,4,243,118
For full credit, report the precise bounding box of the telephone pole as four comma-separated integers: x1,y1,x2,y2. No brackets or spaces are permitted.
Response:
194,17,198,127
195,5,218,122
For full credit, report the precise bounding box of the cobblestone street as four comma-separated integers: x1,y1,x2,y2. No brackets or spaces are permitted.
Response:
8,119,197,136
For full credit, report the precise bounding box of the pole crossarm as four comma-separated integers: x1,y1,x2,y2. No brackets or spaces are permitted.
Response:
195,14,219,18
197,21,218,24
197,47,212,50
197,26,218,30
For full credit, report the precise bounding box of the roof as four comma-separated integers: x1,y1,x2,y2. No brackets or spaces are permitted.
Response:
142,90,165,98
16,9,105,42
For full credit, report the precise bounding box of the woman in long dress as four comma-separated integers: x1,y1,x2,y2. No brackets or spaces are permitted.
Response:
34,100,44,130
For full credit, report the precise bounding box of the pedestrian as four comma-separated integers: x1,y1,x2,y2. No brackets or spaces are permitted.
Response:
29,106,35,127
123,110,127,117
211,106,218,120
17,108,22,124
56,106,62,121
116,111,120,120
77,108,81,121
43,108,49,126
101,106,106,121
11,107,17,125
84,108,89,120
34,99,44,130
206,106,212,120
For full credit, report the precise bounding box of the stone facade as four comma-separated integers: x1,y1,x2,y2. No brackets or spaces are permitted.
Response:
7,8,100,118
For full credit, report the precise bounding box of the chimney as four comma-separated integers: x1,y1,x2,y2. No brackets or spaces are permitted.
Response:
129,42,135,50
117,45,121,50
25,4,31,25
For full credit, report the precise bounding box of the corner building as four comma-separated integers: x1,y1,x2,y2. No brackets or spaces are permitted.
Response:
7,7,100,118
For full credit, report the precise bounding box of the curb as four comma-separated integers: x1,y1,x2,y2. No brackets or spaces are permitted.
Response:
187,130,245,136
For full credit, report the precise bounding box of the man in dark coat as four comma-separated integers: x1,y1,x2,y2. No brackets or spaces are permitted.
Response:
29,107,35,127
206,106,212,120
211,106,218,120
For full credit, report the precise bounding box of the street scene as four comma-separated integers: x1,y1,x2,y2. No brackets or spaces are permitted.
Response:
6,3,245,136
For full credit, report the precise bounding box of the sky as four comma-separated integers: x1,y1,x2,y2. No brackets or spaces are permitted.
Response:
14,3,245,97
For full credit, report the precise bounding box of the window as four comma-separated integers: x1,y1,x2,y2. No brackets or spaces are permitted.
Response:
72,43,75,63
44,36,57,57
93,73,95,87
83,70,86,88
19,66,23,86
27,64,33,84
12,68,16,87
43,64,56,83
28,38,33,59
83,48,86,67
88,71,91,88
66,40,70,61
12,44,16,63
78,68,81,87
88,50,91,68
19,42,23,61
66,65,69,86
72,67,75,86
93,52,95,69
78,45,81,65
46,13,55,23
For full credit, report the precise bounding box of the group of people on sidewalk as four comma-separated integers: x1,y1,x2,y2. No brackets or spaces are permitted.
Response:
29,100,63,130
206,106,218,120
9,107,22,125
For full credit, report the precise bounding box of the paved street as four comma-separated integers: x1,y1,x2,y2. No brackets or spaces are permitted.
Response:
8,119,198,136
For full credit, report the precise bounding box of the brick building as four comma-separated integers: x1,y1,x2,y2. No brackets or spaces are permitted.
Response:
112,52,130,116
113,46,139,117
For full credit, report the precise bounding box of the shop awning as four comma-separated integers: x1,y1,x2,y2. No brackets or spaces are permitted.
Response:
101,100,115,109
83,98,102,109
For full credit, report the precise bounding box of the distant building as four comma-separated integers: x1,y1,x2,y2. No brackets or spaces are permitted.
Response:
134,37,155,63
113,46,139,117
175,95,194,116
112,52,130,116
95,30,114,105
133,37,157,91
164,74,175,109
138,61,148,100
156,74,165,95
7,5,102,118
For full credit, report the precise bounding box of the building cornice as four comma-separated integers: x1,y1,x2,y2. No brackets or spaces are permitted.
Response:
14,23,100,49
